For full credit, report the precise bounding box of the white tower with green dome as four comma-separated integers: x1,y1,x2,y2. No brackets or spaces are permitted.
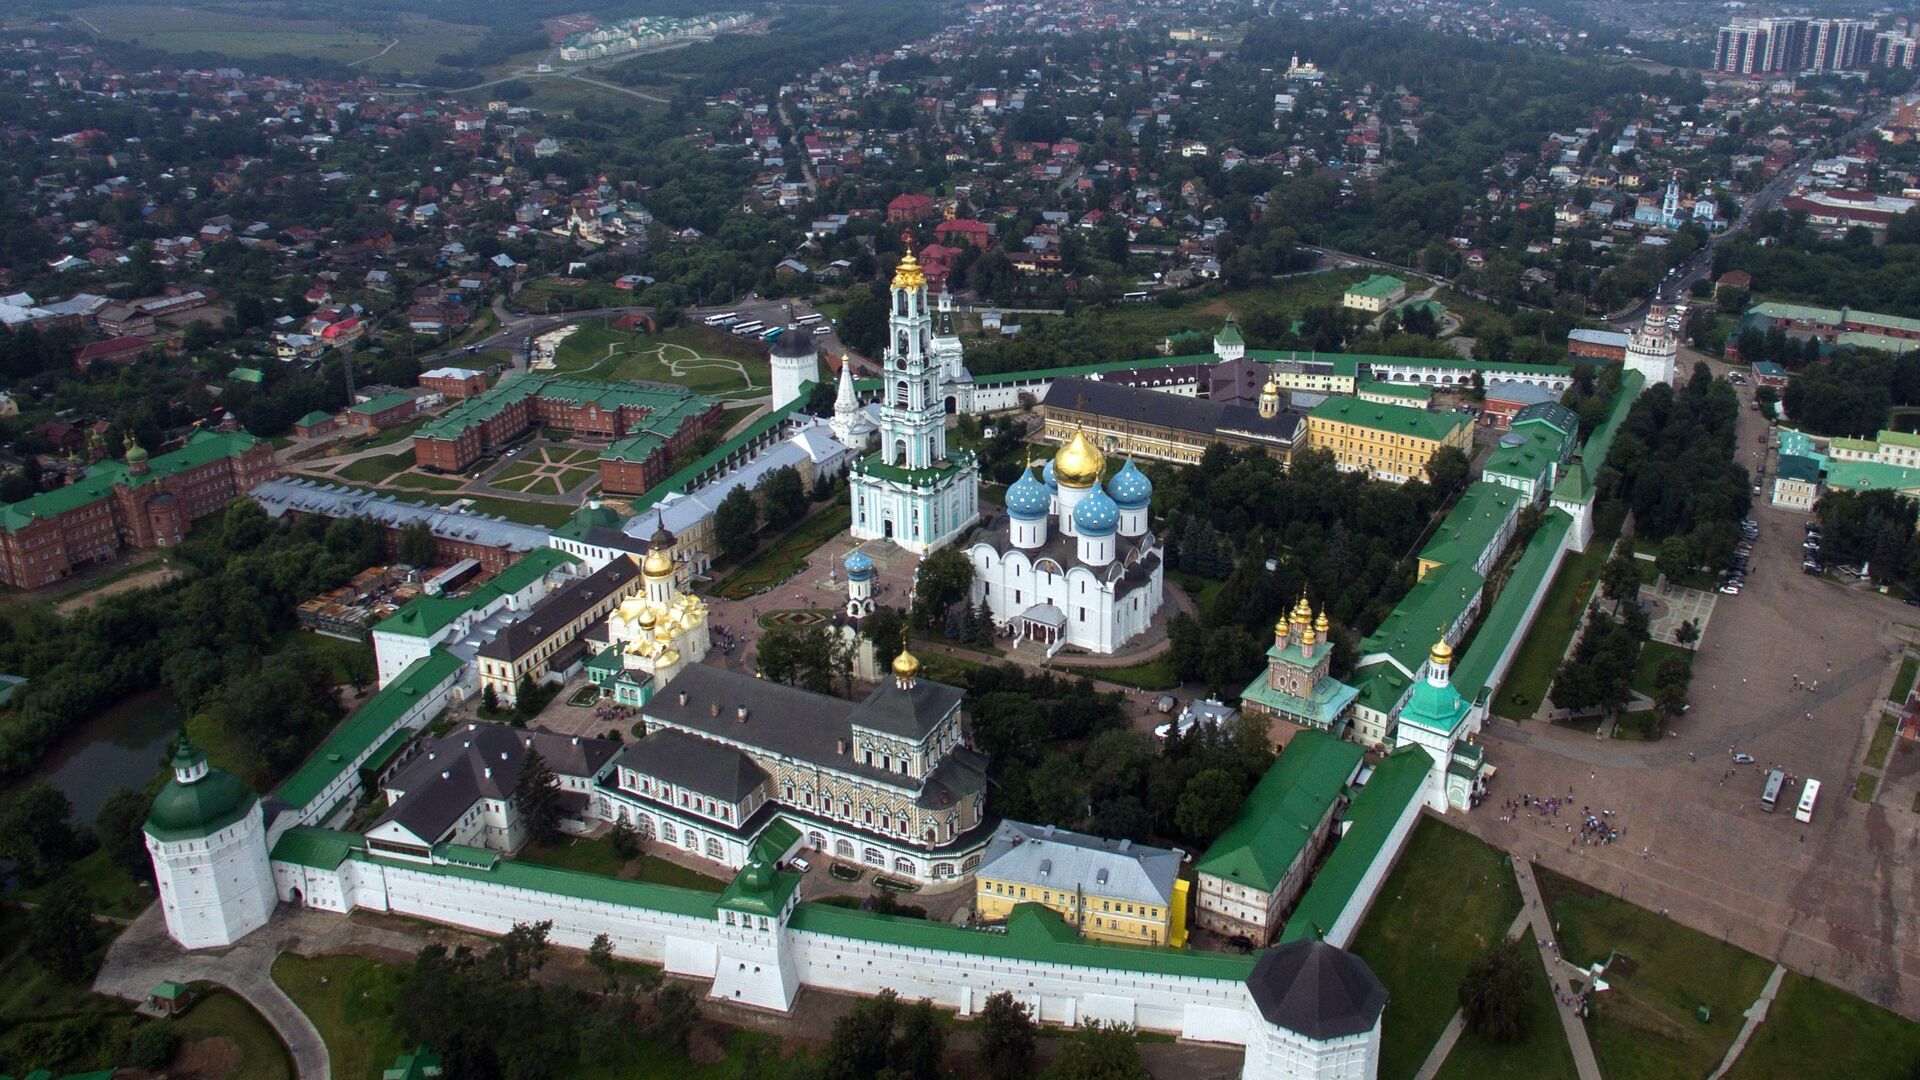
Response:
145,734,277,949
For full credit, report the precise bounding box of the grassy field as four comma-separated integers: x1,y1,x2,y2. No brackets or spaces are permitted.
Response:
1432,930,1578,1080
1853,772,1878,803
0,907,139,1075
1492,537,1615,721
352,417,428,450
1536,866,1773,1080
338,452,412,484
65,5,482,71
1350,819,1523,1080
272,954,408,1080
385,471,465,491
1630,640,1692,699
1727,970,1920,1079
6,847,154,920
549,322,770,399
714,505,853,600
1169,569,1225,618
1059,656,1181,690
1889,655,1917,703
169,986,294,1080
1865,716,1898,769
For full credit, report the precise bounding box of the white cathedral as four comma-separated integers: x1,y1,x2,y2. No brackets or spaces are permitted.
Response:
847,249,981,555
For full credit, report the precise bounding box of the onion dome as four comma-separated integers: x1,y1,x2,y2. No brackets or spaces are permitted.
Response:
643,547,673,578
891,248,926,292
1054,429,1106,489
1430,639,1454,666
654,622,674,643
125,439,148,466
892,648,921,679
1042,457,1059,490
844,549,876,579
1314,611,1330,635
1072,487,1120,537
638,607,658,629
1006,466,1052,520
1106,458,1153,510
145,734,256,843
1292,596,1313,623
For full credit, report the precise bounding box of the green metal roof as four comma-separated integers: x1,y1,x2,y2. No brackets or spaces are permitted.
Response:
788,900,1257,981
270,826,362,870
0,429,267,533
853,452,975,487
349,391,416,416
229,367,264,384
1419,482,1520,571
1215,317,1244,346
1357,379,1431,402
551,502,623,541
295,410,336,428
374,549,579,639
1453,511,1572,698
623,389,815,512
1277,745,1433,945
1398,672,1472,736
1825,459,1920,494
145,734,257,842
1351,661,1411,717
414,375,714,447
1775,453,1822,483
271,648,463,812
1194,731,1364,892
360,848,722,917
1361,559,1485,679
1346,274,1406,299
1308,397,1471,444
1239,661,1359,729
1551,461,1590,505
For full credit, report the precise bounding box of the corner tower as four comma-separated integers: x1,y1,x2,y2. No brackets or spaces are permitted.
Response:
145,734,277,949
769,326,820,412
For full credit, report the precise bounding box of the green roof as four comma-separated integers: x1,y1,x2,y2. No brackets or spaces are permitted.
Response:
552,502,623,541
1346,274,1406,299
1580,370,1643,476
853,452,975,487
968,349,1556,391
788,900,1256,982
718,860,801,918
229,367,265,384
1357,379,1431,402
624,390,815,512
384,1045,443,1080
270,826,362,870
349,391,417,416
145,737,257,843
0,429,267,533
271,648,464,812
1278,745,1433,945
1747,300,1841,325
1308,397,1471,444
1194,731,1363,892
374,549,579,639
1351,661,1411,717
1239,646,1360,728
1878,428,1920,451
1825,435,1875,455
1776,453,1822,484
1215,317,1244,346
414,375,714,448
1399,670,1472,736
295,410,336,428
1361,558,1484,678
1453,510,1573,698
363,847,722,917
1551,461,1590,505
1419,482,1521,571
1826,459,1920,494
150,981,190,1000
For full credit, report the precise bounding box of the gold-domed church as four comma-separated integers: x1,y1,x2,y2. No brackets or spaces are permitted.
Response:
601,519,711,705
847,246,981,555
963,431,1166,654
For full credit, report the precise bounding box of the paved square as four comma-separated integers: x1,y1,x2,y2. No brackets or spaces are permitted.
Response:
1639,580,1717,645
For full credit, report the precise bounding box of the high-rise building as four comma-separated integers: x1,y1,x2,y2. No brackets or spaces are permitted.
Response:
1716,16,1882,74
1807,18,1875,71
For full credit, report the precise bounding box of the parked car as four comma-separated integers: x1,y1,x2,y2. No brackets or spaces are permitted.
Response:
1733,752,1755,764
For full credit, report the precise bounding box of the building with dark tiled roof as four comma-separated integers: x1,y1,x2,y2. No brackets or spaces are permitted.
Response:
1039,375,1306,466
367,723,620,855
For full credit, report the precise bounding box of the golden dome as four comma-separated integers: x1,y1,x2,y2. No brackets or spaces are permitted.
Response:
892,648,921,679
638,607,658,628
891,248,926,292
1430,639,1454,666
1300,622,1317,646
1292,596,1313,622
1314,611,1330,634
1054,429,1106,489
1275,615,1290,636
1261,372,1281,394
654,623,674,643
643,546,672,578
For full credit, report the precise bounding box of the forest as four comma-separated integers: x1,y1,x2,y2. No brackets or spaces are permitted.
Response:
1780,348,1920,438
1604,363,1751,575
1714,207,1920,315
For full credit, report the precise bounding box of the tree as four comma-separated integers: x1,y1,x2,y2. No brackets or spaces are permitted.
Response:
861,605,909,658
512,748,562,846
1655,536,1692,583
1174,768,1243,844
399,521,437,567
95,787,155,884
1653,656,1693,715
1043,1020,1150,1080
1459,936,1535,1043
587,933,618,992
912,547,975,629
1599,549,1642,610
482,683,500,713
652,983,700,1054
978,990,1037,1080
821,990,945,1080
28,880,97,980
1425,445,1471,493
1675,619,1700,647
609,818,640,859
128,1024,181,1071
757,465,809,530
0,781,91,883
714,485,760,560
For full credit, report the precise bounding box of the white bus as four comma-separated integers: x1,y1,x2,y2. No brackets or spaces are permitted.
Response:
794,313,824,325
1761,769,1785,813
731,321,766,336
1795,778,1821,823
704,312,738,325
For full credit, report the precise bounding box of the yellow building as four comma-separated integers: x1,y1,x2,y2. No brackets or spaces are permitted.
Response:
973,820,1189,947
1306,398,1473,484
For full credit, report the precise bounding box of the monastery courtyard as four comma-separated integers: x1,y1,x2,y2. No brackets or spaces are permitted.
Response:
1464,365,1920,1020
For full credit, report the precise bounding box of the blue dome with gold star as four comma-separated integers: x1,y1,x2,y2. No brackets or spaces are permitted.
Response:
1073,488,1120,537
1106,458,1153,510
844,549,875,579
1006,466,1052,520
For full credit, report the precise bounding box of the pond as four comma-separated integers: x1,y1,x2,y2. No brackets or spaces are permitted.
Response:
15,688,181,825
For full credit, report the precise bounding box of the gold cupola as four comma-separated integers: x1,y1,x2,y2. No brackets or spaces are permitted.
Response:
892,247,926,292
1054,429,1106,489
1429,639,1454,666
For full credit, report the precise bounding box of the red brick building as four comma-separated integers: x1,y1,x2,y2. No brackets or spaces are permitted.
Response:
420,367,488,400
72,336,153,369
345,391,419,430
886,193,937,224
1566,328,1629,363
0,432,277,588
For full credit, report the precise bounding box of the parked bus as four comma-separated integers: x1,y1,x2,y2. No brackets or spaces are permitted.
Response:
731,321,766,336
1795,778,1821,823
762,327,784,342
1121,290,1150,302
794,313,824,325
1761,769,1785,812
704,312,738,325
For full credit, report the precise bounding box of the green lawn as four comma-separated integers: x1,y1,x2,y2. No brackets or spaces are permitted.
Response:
548,321,769,398
1611,710,1666,741
272,953,409,1080
289,630,375,687
338,452,412,484
1536,866,1773,1080
967,269,1370,351
1891,656,1918,704
1059,656,1180,690
713,505,853,600
1853,772,1878,803
1432,930,1578,1080
355,417,428,449
1169,569,1225,618
1630,640,1692,700
169,986,294,1080
1865,716,1898,769
1493,537,1615,720
385,471,465,492
5,847,153,920
1727,971,1920,1080
518,835,630,876
1350,818,1523,1080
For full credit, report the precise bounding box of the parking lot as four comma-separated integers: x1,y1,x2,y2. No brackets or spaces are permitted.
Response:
1464,354,1920,1018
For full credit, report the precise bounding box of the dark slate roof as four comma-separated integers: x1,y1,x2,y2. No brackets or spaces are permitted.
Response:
582,525,652,555
773,327,816,356
476,556,639,661
374,724,619,843
1246,940,1389,1041
614,728,770,803
642,664,972,795
1047,375,1304,447
848,678,966,741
